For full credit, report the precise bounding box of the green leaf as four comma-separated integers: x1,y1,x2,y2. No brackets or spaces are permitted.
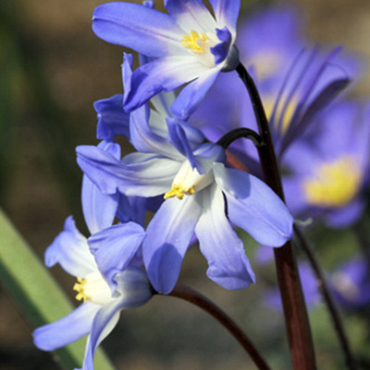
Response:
0,208,116,370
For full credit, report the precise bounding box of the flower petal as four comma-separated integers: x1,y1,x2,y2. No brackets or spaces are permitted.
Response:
143,195,202,294
45,216,96,277
92,2,184,58
167,119,198,169
195,184,256,289
124,56,208,112
77,145,181,197
80,271,152,370
33,303,100,351
80,301,121,370
94,94,129,141
130,104,183,161
165,0,217,33
170,67,220,120
209,0,240,31
88,222,146,292
213,163,252,199
82,175,119,235
224,173,294,247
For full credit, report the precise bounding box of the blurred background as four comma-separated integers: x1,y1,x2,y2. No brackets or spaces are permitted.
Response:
1,0,370,369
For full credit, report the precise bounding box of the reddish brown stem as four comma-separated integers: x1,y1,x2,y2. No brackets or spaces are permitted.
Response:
236,63,317,370
168,284,273,370
294,225,357,370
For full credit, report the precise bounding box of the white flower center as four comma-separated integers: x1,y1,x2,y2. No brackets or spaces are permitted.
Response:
164,160,214,200
73,271,114,305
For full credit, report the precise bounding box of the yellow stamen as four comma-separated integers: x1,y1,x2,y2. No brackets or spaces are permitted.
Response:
164,184,195,200
181,30,209,53
73,277,91,303
303,156,361,207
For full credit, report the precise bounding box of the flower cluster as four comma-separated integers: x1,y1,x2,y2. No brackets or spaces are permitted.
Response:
33,1,370,369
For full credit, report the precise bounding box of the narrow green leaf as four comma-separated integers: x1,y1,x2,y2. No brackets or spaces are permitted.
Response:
0,208,116,370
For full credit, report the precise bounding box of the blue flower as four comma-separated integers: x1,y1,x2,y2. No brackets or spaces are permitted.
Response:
33,217,151,370
34,138,152,370
331,256,370,310
92,0,241,119
77,83,294,294
283,100,370,227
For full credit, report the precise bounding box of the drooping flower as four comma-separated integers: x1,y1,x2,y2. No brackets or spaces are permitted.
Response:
76,61,294,294
92,0,241,119
33,217,151,370
33,137,152,370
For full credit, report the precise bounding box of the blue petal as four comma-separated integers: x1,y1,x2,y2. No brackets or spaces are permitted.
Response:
210,27,232,65
165,0,217,33
77,145,181,197
82,175,119,235
81,279,152,370
195,184,256,289
124,56,209,112
45,216,96,277
130,105,183,161
33,303,100,351
94,94,129,141
170,67,220,120
167,119,198,169
80,301,122,370
219,170,294,247
209,0,240,30
212,163,251,198
92,3,184,58
143,196,202,294
88,222,146,292
193,143,226,175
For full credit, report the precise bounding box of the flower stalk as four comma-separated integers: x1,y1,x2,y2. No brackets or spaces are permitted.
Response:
168,284,272,370
236,63,317,370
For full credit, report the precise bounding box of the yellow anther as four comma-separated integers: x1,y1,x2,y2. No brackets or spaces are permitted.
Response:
164,184,195,200
73,277,91,303
303,156,361,207
181,30,209,53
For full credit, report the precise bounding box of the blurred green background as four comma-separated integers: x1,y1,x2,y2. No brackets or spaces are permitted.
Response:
1,0,370,369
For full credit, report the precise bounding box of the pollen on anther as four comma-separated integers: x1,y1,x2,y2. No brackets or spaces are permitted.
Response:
180,30,209,53
164,184,195,200
73,277,91,303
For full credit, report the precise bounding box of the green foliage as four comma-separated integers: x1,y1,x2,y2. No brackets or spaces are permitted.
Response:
0,208,116,370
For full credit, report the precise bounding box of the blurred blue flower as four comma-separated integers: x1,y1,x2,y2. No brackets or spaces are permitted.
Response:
283,101,370,227
331,256,370,310
92,0,241,120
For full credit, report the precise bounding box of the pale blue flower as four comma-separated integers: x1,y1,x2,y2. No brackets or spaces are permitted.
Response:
33,217,151,370
77,74,294,293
